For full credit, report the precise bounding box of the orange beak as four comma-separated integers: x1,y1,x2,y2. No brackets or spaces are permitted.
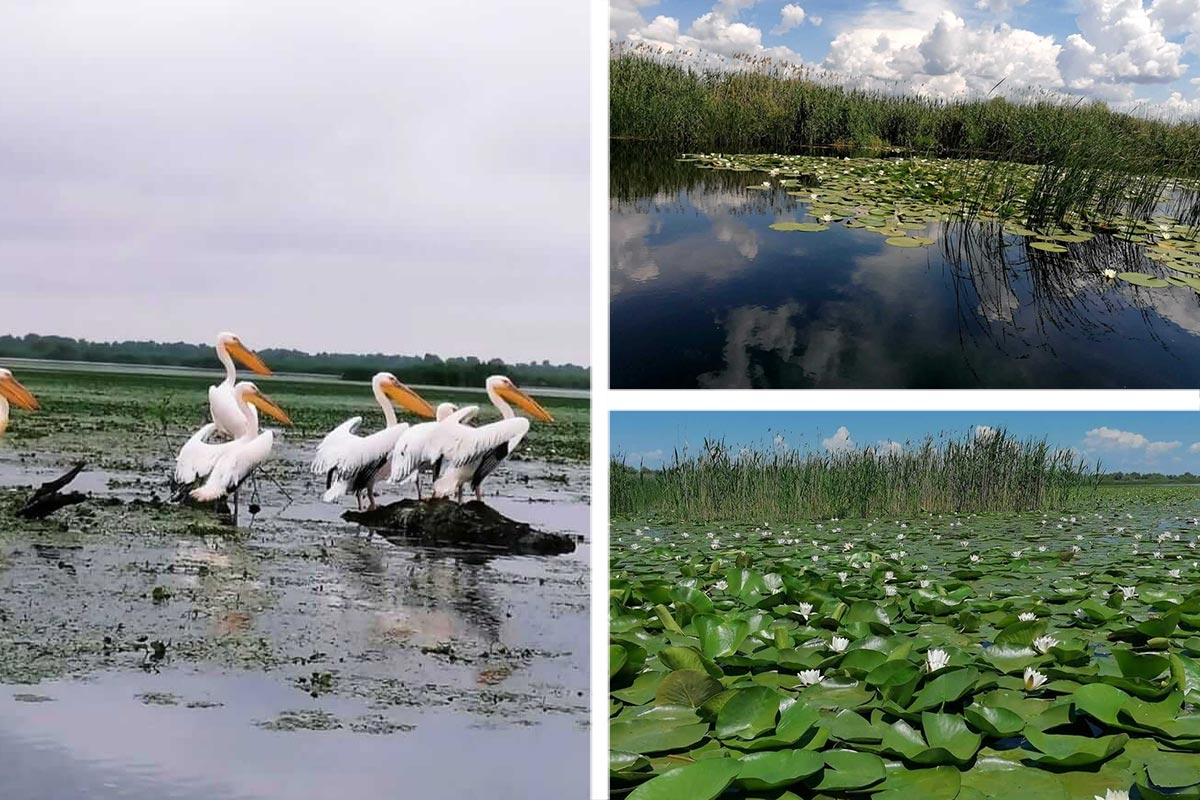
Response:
495,383,554,423
383,381,436,419
0,374,39,411
227,339,272,376
247,390,292,426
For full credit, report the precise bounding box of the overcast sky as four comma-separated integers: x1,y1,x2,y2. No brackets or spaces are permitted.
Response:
613,411,1200,473
0,1,588,364
613,0,1200,115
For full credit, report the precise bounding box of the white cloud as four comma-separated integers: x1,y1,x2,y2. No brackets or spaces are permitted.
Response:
1060,0,1186,95
975,425,998,440
1189,442,1200,453
628,449,664,464
1150,0,1200,54
823,426,855,452
824,11,1063,98
773,433,787,449
1083,426,1180,457
772,4,807,35
876,439,904,456
1084,426,1150,448
975,0,1029,13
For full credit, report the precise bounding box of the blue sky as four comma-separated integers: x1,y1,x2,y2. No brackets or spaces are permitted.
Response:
612,411,1200,472
612,0,1200,115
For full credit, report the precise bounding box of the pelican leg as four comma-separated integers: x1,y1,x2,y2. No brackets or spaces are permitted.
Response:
367,483,377,511
416,475,423,501
475,484,483,503
232,487,240,527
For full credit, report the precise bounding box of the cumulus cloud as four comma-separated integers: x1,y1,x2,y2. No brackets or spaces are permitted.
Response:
824,10,1063,98
876,440,904,456
1190,442,1200,453
975,425,998,440
772,4,807,34
1083,426,1180,456
628,449,665,464
823,426,855,452
1059,0,1186,95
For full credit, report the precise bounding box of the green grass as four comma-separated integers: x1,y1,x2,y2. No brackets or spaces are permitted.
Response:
4,367,589,465
612,429,1098,522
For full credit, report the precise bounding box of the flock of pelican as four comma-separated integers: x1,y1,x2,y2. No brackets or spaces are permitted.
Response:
170,332,554,521
0,332,555,525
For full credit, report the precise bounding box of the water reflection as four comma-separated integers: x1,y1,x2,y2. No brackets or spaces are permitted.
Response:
611,144,1200,388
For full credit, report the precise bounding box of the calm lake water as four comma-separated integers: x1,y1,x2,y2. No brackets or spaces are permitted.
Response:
610,144,1200,388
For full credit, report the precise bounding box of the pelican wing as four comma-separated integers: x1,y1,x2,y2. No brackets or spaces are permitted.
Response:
441,417,530,469
315,422,410,501
174,423,232,485
311,416,364,475
192,430,275,501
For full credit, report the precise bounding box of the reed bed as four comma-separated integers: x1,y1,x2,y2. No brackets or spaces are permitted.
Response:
612,46,1200,227
612,429,1099,521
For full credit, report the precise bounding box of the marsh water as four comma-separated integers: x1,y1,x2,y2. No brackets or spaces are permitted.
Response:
0,430,588,798
610,144,1200,388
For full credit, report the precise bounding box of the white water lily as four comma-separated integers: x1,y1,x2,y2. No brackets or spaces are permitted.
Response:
1018,612,1037,622
1024,667,1048,691
798,669,822,686
797,602,814,621
838,571,849,584
1095,790,1129,800
1011,550,1023,558
1074,608,1087,620
969,554,981,563
1033,635,1058,654
926,648,950,672
919,579,932,589
1169,568,1182,579
1119,585,1138,600
885,585,898,597
884,571,895,582
831,636,849,652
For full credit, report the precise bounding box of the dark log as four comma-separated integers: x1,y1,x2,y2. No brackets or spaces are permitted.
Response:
343,499,577,556
16,463,88,519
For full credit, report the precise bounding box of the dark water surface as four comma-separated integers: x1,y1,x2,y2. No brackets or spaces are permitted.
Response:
610,144,1200,388
0,441,588,799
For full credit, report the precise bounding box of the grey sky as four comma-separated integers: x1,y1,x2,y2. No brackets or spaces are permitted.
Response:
0,1,589,364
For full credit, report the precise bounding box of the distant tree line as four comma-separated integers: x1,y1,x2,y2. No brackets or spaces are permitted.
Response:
0,334,589,389
1100,471,1199,484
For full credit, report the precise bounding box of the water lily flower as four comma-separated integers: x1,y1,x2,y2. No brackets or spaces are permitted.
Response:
927,648,950,672
1119,585,1138,600
970,554,981,563
919,579,932,588
838,571,849,584
1095,790,1129,800
884,571,895,582
1012,550,1023,558
798,669,822,686
1019,612,1037,622
831,636,849,652
797,602,814,621
1024,667,1048,691
1169,569,1181,579
1033,635,1058,654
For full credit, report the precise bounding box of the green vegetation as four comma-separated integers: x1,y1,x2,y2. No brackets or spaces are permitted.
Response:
612,47,1200,171
613,47,1200,229
0,333,589,389
6,366,589,465
610,485,1200,799
612,430,1097,522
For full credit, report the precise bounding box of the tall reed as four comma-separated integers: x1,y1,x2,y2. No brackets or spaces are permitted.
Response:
611,428,1099,521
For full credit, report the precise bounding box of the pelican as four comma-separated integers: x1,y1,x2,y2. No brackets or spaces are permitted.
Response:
430,376,554,502
0,368,39,442
191,382,292,523
209,331,272,438
311,372,436,509
388,402,464,499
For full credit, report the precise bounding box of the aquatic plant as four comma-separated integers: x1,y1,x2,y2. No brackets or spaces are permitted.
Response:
612,428,1097,521
611,486,1200,798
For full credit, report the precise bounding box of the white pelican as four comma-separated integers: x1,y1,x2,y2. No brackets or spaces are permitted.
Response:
209,331,272,438
311,372,436,509
191,382,292,522
0,368,39,442
430,376,554,502
388,402,464,499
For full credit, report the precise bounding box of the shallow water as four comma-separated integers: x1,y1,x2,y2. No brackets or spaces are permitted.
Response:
610,145,1200,388
0,434,589,798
